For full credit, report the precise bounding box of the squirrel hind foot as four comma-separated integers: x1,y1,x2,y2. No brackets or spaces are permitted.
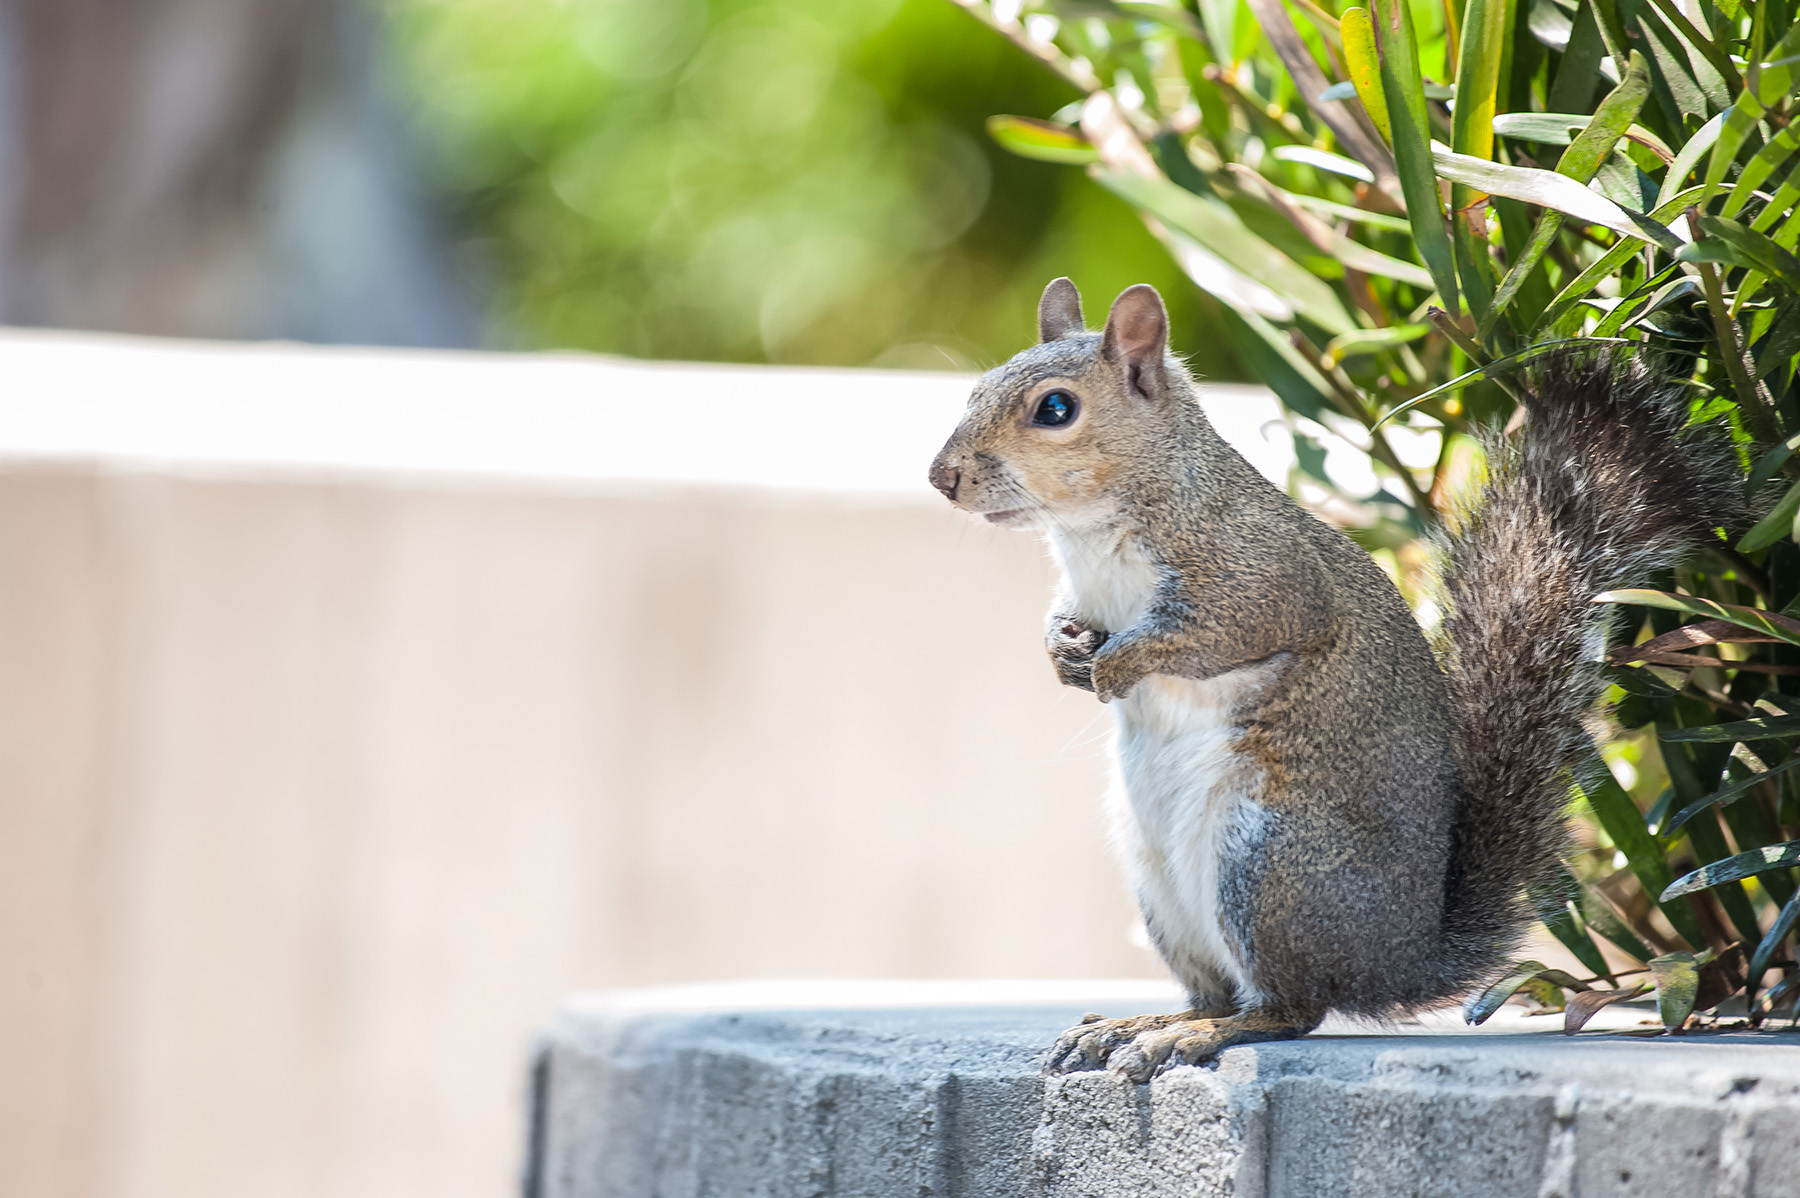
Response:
1043,1007,1321,1083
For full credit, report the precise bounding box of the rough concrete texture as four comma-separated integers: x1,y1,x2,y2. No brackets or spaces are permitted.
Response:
527,981,1800,1198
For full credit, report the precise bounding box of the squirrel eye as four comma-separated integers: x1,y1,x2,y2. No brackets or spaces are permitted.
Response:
1031,390,1078,427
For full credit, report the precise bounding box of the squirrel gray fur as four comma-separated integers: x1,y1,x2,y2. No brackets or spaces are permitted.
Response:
927,278,1741,1081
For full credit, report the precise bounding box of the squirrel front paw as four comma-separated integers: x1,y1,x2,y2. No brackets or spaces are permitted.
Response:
1089,641,1148,703
1047,621,1108,692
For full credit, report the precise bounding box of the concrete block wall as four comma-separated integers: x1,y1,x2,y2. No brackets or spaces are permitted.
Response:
532,982,1800,1198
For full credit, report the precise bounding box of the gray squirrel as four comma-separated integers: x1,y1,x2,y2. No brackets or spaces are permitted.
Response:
927,278,1740,1081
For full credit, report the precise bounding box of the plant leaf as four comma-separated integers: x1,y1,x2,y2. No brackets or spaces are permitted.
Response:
1484,54,1653,337
985,115,1100,164
1693,943,1748,1012
1339,7,1392,144
1613,618,1786,662
1431,148,1680,249
1373,0,1459,312
1269,145,1377,184
1574,760,1705,948
1688,215,1800,294
1463,959,1549,1024
1564,984,1649,1034
1492,113,1672,161
1661,840,1800,899
1648,951,1700,1029
1227,165,1437,287
1750,889,1800,981
1593,590,1800,647
1657,112,1724,206
1659,715,1800,742
1091,168,1359,333
1662,755,1800,837
1723,120,1800,220
1738,477,1800,553
1539,186,1706,333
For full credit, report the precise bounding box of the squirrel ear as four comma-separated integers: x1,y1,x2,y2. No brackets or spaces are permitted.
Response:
1038,277,1085,342
1101,284,1169,398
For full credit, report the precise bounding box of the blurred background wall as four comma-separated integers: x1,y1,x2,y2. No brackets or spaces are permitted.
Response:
0,336,1306,1197
0,1,1264,1196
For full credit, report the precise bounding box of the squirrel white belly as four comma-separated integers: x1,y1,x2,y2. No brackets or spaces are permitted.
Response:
929,277,1741,1081
1052,521,1275,1011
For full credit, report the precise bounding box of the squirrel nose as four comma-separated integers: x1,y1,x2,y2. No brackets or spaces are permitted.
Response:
929,457,962,502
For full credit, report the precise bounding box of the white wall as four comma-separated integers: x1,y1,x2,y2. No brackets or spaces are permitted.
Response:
0,331,1294,1198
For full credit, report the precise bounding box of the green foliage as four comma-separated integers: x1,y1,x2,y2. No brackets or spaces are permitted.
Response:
961,0,1800,1026
379,0,1240,371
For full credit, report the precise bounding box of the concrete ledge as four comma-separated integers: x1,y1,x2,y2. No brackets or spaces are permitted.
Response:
528,981,1800,1198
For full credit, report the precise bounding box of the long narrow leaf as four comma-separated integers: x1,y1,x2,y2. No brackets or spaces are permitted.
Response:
1227,165,1437,287
986,116,1100,164
1432,148,1680,249
1245,0,1401,197
1373,0,1459,313
1750,889,1800,980
1643,0,1743,93
1575,765,1706,948
1593,590,1800,647
1447,0,1509,318
1663,756,1800,836
1564,984,1649,1034
1659,715,1800,742
1540,186,1707,332
1463,959,1549,1023
1492,112,1673,160
1738,477,1800,553
1724,121,1800,219
1657,113,1725,206
1484,54,1652,336
1662,841,1800,899
1092,169,1360,334
1339,5,1391,143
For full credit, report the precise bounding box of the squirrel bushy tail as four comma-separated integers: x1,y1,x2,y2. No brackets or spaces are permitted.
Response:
1432,349,1743,985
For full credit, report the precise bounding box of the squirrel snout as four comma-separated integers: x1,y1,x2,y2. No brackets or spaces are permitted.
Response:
929,456,962,502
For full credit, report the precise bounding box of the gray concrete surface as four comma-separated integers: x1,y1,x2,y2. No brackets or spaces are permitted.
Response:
529,980,1800,1198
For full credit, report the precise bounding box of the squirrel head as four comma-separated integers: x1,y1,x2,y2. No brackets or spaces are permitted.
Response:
928,278,1201,531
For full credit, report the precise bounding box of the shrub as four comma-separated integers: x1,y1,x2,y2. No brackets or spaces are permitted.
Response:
958,0,1800,1029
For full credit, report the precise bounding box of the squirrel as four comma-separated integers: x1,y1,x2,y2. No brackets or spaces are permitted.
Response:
927,278,1741,1082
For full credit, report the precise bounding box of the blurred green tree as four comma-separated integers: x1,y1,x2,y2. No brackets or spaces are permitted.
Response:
382,0,1246,372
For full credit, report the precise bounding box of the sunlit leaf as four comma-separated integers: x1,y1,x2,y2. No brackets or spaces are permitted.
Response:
1091,168,1359,333
986,115,1100,164
1324,324,1432,366
1738,478,1800,553
1430,149,1680,249
1484,54,1653,336
1338,7,1391,144
1269,145,1376,183
1491,113,1672,161
1373,0,1459,311
1593,590,1800,647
